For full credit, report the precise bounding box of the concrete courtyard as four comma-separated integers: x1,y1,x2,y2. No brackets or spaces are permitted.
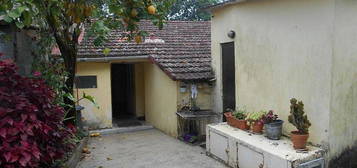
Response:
77,129,228,168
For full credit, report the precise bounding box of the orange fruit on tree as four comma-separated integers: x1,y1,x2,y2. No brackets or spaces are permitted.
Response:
134,35,142,43
147,5,156,15
131,9,138,17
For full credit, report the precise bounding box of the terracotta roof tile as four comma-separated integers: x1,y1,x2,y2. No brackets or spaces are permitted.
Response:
78,20,213,81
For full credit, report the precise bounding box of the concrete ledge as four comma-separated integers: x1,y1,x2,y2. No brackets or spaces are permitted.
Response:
89,125,154,135
64,137,88,168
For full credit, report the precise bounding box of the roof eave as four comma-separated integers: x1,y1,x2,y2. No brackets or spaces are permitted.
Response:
203,0,247,12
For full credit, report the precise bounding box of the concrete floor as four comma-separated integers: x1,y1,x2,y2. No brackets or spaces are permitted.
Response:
77,129,228,168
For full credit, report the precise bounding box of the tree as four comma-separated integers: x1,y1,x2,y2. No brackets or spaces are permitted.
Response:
168,0,220,21
0,0,173,123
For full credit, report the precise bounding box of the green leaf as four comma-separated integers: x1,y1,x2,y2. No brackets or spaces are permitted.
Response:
15,21,24,29
82,93,99,109
103,48,111,56
63,92,75,102
8,6,27,19
3,15,13,22
23,11,32,26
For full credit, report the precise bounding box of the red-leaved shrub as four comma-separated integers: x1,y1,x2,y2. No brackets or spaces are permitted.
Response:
0,59,74,168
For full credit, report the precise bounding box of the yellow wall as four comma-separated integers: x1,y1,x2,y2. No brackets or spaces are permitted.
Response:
134,63,145,117
76,61,184,138
144,63,178,137
76,62,112,129
177,82,212,110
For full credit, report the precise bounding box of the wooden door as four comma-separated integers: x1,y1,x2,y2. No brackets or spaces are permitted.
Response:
221,42,236,114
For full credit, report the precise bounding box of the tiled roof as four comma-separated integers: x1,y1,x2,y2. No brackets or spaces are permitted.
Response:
78,20,213,81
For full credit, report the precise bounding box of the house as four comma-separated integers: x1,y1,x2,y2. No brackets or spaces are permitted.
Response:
207,0,357,165
72,21,213,137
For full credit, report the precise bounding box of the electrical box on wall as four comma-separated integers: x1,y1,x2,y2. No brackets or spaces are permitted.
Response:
206,123,325,168
179,82,188,93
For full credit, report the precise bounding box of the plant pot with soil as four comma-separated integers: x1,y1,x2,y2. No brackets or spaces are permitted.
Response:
247,111,267,134
224,110,235,127
224,108,248,130
263,110,284,140
232,108,249,130
288,98,311,149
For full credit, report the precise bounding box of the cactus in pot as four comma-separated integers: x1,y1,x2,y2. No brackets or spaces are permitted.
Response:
288,98,311,149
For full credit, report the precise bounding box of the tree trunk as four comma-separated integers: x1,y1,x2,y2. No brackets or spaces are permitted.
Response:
56,39,77,125
63,50,76,125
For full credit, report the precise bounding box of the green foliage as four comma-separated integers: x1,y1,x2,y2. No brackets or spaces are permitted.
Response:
32,59,68,106
168,0,220,21
32,60,99,122
246,110,267,122
233,107,247,120
1,0,174,124
288,98,311,134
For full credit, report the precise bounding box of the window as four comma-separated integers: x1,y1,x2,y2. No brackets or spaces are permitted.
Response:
75,76,97,89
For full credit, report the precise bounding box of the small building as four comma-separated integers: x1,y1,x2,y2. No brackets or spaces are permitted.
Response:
73,21,213,137
207,0,357,165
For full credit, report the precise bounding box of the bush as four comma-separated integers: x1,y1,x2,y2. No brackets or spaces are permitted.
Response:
0,59,74,168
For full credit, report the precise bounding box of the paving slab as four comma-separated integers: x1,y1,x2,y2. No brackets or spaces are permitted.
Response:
77,129,228,168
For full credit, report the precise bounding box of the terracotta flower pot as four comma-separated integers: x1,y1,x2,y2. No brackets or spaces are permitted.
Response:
291,131,309,149
252,122,264,133
224,112,248,130
236,119,249,130
224,112,235,127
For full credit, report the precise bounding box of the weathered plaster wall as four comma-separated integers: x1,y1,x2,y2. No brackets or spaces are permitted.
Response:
134,63,145,117
211,0,334,146
144,63,178,137
329,0,357,159
177,82,212,110
0,26,34,75
76,62,112,129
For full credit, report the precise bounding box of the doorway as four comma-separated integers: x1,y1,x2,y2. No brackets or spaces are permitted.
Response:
111,64,141,127
221,42,236,120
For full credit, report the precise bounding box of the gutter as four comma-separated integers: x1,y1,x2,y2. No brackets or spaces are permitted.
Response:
76,56,149,62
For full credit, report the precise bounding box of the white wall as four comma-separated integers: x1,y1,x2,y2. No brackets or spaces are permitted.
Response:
211,0,334,148
329,0,357,159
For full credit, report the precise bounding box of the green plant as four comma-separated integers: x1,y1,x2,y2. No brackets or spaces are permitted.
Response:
247,110,267,124
32,60,98,123
288,98,311,134
233,107,247,120
0,58,74,168
1,0,174,124
263,110,279,124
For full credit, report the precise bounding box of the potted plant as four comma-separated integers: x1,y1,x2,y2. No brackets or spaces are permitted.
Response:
288,98,311,149
247,111,267,134
224,108,235,126
224,108,249,130
233,108,249,130
263,110,284,140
